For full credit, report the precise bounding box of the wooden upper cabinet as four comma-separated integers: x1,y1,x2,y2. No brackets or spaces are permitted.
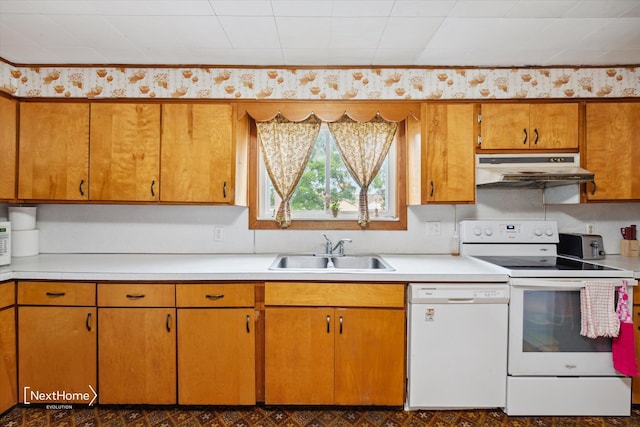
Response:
480,103,578,150
89,103,160,201
19,102,90,200
585,102,640,201
161,104,233,203
0,97,17,200
421,103,476,203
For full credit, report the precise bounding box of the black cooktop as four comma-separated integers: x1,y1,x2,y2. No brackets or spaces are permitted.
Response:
474,255,619,271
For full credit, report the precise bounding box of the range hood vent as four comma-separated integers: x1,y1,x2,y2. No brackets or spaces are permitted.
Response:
476,153,595,189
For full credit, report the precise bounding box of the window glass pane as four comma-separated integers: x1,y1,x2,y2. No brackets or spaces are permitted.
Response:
261,123,394,219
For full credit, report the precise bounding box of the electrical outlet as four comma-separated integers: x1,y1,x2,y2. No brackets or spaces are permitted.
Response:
214,226,224,242
585,223,595,234
426,221,441,236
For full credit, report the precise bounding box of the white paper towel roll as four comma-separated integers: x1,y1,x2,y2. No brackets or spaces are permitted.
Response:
9,207,37,231
12,229,40,257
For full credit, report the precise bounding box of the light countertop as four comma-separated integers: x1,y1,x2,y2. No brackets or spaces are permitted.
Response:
0,253,509,283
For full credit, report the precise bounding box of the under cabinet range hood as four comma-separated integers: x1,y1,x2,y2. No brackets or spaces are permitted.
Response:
476,153,594,189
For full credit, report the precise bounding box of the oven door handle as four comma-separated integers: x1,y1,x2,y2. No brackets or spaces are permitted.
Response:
510,279,623,290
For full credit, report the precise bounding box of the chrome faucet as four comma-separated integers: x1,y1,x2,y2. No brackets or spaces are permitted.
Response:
321,233,352,256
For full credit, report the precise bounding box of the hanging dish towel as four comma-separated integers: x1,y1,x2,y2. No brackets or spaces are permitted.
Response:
612,280,639,376
580,281,619,338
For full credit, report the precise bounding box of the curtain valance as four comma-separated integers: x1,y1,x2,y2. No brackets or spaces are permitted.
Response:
240,102,419,123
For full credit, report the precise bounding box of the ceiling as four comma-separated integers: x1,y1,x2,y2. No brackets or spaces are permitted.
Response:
1,0,639,67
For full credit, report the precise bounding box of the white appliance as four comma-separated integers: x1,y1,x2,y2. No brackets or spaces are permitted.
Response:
0,221,10,266
460,219,634,416
406,283,509,410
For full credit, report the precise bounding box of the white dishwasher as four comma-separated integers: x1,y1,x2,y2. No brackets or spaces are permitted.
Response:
406,283,509,410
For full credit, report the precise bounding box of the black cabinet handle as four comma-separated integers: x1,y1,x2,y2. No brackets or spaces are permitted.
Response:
533,128,539,144
205,294,224,300
46,292,66,297
326,315,331,333
523,128,528,144
430,181,434,198
86,312,92,331
126,294,145,300
79,179,85,196
246,315,251,333
151,180,155,197
166,314,172,332
590,180,597,196
223,181,227,198
339,315,343,334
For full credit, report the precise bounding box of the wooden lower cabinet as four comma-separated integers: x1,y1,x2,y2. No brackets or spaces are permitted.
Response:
17,281,96,405
264,282,406,406
177,308,255,404
98,307,176,404
0,281,16,414
18,306,96,404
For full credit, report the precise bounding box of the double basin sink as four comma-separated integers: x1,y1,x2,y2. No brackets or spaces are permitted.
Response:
269,254,394,271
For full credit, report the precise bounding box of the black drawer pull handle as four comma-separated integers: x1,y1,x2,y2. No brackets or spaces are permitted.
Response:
430,181,434,198
151,180,156,197
326,315,331,333
79,179,85,196
223,181,227,198
166,314,172,332
86,312,92,331
246,315,251,333
206,294,224,300
46,292,66,297
523,128,528,144
533,128,539,144
339,315,343,334
126,294,145,300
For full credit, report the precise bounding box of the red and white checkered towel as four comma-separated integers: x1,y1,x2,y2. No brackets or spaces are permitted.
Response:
580,281,620,339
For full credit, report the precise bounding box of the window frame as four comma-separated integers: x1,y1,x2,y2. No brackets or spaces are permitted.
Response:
247,108,408,231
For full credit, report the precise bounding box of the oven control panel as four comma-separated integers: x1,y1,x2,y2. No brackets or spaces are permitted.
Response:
460,220,558,244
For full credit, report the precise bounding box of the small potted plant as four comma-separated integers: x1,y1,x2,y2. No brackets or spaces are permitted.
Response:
325,194,340,218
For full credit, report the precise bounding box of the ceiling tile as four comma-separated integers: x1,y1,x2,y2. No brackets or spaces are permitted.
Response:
330,17,387,48
218,16,279,48
564,0,640,18
271,0,332,17
449,1,517,18
426,18,542,49
579,18,640,50
332,0,395,17
209,0,273,16
276,17,332,48
372,48,424,65
505,0,581,18
391,0,456,17
378,17,444,49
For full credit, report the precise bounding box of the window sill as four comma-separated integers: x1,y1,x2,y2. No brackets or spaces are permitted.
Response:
250,217,406,230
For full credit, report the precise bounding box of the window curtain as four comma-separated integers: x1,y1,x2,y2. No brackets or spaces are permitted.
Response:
256,113,321,228
328,114,397,227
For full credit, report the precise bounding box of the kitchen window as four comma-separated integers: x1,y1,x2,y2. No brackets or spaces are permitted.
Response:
258,124,396,222
245,104,410,231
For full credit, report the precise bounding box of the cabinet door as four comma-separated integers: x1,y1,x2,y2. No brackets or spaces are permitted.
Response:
161,104,233,203
19,102,89,200
529,103,578,150
334,308,405,405
0,307,16,413
89,103,160,201
265,307,334,404
586,103,640,201
98,307,176,404
0,97,17,200
178,308,255,404
422,103,475,203
480,104,530,149
18,306,96,404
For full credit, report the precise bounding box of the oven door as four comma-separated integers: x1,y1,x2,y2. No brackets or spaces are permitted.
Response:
508,278,629,376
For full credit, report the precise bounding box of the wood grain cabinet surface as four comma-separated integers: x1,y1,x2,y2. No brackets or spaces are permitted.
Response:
0,97,17,201
161,104,234,203
0,282,16,414
18,102,90,201
97,283,176,404
17,281,96,404
480,103,578,150
89,103,161,202
421,103,476,203
264,282,405,405
586,102,640,201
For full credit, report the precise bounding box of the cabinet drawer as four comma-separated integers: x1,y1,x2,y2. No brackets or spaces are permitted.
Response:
633,282,640,305
98,283,175,307
18,281,95,306
176,283,255,307
0,281,15,308
265,282,405,308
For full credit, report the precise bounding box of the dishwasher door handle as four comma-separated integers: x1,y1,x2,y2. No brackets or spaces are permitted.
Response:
447,298,475,303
